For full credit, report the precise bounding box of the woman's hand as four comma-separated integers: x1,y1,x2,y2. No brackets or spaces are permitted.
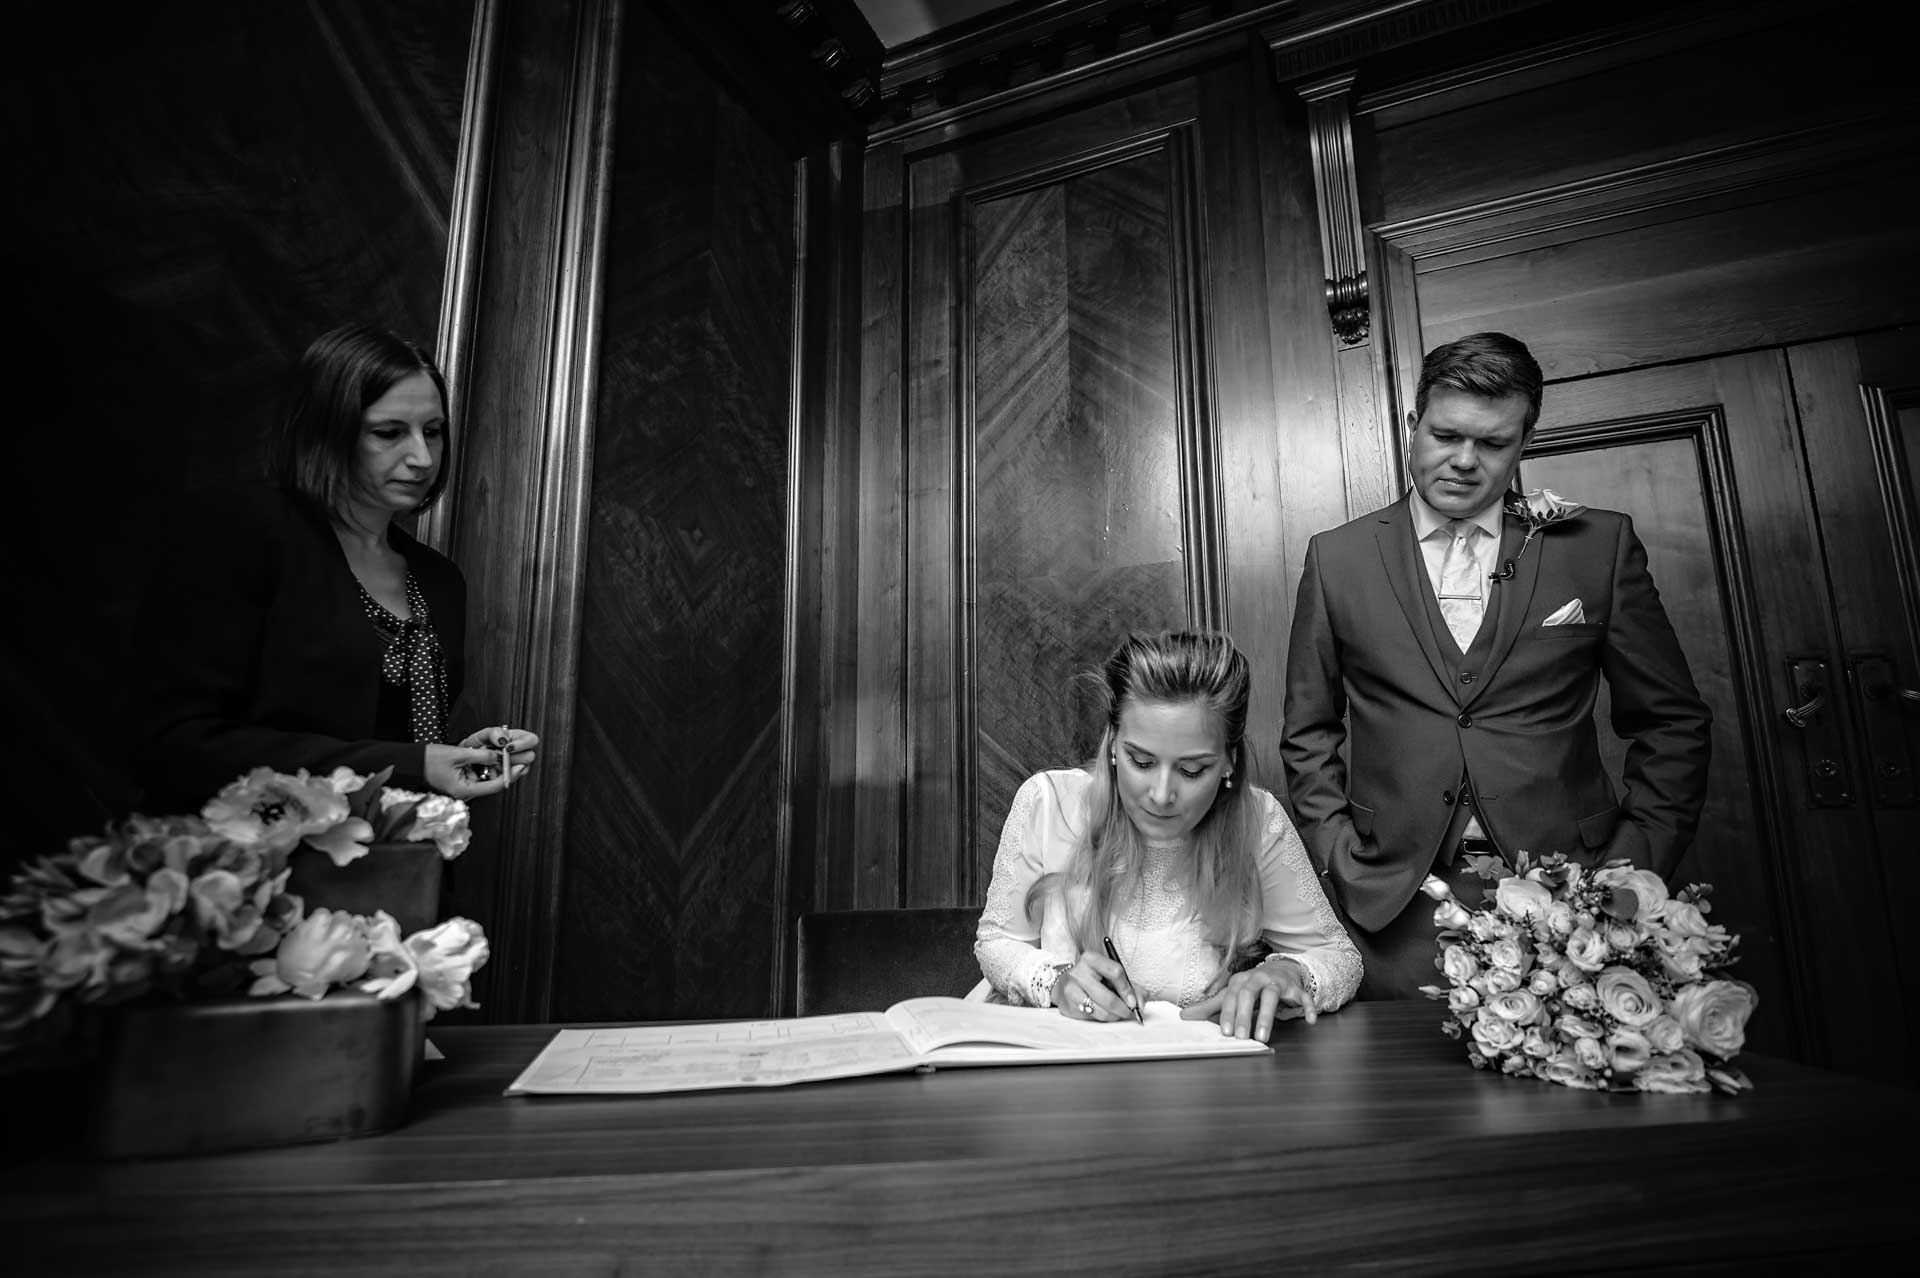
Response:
425,743,529,799
449,726,540,790
1180,956,1317,1041
1052,952,1138,1022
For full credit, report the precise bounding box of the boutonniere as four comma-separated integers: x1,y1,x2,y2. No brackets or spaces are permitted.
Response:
1490,488,1587,581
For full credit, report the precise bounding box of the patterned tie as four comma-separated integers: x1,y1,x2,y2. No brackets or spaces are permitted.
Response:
1437,520,1484,652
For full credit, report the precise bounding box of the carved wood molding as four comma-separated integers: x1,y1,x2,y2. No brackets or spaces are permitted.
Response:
1298,71,1367,347
1372,113,1920,269
419,0,506,555
1262,0,1554,84
1354,0,1798,126
449,0,624,1023
1862,385,1920,690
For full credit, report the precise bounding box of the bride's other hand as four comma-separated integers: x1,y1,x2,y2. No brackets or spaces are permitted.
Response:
1181,957,1316,1041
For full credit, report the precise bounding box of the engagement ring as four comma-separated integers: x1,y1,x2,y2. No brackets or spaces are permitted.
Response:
1079,997,1094,1016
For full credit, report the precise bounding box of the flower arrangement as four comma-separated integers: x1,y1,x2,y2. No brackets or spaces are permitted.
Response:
0,765,488,1053
1419,851,1756,1094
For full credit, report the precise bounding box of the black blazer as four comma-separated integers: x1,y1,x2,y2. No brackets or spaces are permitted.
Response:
135,486,466,812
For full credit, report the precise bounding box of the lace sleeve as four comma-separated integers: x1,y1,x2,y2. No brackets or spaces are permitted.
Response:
975,772,1080,1006
1253,790,1362,1012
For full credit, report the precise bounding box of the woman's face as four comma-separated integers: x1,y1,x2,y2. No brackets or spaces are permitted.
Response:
352,370,445,517
1112,698,1230,842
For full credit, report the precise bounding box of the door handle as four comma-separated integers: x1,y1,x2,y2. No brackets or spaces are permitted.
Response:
1850,653,1917,808
1782,692,1826,728
1784,656,1852,807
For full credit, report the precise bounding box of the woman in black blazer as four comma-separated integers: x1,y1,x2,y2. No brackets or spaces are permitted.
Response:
137,324,536,811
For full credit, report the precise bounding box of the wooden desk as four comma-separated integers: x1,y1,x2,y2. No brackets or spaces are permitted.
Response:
9,1002,1916,1275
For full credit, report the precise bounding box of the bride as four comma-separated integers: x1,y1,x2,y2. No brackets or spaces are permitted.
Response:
971,630,1361,1042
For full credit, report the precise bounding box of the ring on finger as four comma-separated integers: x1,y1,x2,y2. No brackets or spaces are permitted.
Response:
1079,997,1095,1016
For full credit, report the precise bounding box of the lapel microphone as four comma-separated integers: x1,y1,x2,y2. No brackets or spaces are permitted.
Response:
1488,560,1517,582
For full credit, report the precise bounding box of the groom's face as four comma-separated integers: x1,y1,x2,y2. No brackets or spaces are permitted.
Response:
1407,387,1533,519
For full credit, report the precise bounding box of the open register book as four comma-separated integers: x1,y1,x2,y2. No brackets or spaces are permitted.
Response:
505,997,1269,1095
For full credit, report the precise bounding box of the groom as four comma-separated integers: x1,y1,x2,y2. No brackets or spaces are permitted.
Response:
1280,332,1712,999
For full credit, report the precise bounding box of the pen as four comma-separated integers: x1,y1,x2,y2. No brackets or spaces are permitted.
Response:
1103,936,1145,1025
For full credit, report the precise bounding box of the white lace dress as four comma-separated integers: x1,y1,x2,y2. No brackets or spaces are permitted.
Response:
972,769,1361,1014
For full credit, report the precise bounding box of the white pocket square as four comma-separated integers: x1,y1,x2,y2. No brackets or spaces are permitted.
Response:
1542,598,1586,626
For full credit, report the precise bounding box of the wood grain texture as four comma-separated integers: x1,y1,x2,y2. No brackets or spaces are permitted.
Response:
966,149,1197,880
845,140,909,912
555,2,795,1021
1368,15,1911,227
0,0,471,861
11,1004,1917,1276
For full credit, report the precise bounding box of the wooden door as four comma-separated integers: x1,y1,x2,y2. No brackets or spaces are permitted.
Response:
1787,329,1920,1055
1526,347,1914,1082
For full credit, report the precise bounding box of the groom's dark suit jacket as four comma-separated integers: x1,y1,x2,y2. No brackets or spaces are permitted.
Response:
1281,495,1711,934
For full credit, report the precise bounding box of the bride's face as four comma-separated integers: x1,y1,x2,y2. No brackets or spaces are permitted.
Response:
1112,698,1229,842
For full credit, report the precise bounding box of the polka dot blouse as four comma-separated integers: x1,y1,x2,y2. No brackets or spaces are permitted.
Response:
354,573,449,745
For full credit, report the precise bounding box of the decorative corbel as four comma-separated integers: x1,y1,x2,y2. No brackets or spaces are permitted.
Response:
1297,71,1369,347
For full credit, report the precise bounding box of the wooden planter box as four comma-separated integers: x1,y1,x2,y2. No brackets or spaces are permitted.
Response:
88,989,424,1159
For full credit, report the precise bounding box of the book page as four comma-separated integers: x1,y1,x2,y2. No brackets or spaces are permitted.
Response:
884,997,1270,1064
504,1013,923,1095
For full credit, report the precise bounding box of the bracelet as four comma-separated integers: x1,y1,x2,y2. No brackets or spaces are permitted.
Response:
1033,961,1073,1007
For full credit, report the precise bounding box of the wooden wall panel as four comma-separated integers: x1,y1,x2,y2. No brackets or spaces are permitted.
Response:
1413,172,1920,381
0,0,472,862
554,3,795,1021
838,49,1336,907
1367,14,1903,227
969,157,1191,879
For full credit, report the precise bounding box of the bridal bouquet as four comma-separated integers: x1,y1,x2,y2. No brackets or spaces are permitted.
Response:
0,766,489,1053
1419,851,1755,1094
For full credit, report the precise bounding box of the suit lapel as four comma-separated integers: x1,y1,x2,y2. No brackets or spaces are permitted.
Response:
1373,499,1457,699
1464,509,1542,709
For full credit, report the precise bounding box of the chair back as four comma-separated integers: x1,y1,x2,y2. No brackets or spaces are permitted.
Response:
795,907,982,1016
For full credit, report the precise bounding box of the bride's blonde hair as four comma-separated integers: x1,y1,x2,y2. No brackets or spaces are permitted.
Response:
1028,630,1264,989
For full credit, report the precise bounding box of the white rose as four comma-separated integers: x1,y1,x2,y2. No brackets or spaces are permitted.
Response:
1537,1050,1602,1090
1447,986,1481,1014
1595,966,1662,1028
1645,1014,1684,1054
1573,1034,1607,1071
1670,980,1758,1060
1471,1015,1525,1055
1487,989,1542,1024
1545,901,1578,936
1488,938,1528,974
1636,1049,1709,1094
1656,899,1710,939
1419,875,1454,901
1441,944,1480,985
1562,980,1599,1011
1597,865,1669,920
1484,968,1521,995
1607,1027,1652,1073
1433,900,1472,930
1528,968,1559,997
1605,923,1641,953
1468,914,1498,942
1494,877,1553,923
1566,927,1610,972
